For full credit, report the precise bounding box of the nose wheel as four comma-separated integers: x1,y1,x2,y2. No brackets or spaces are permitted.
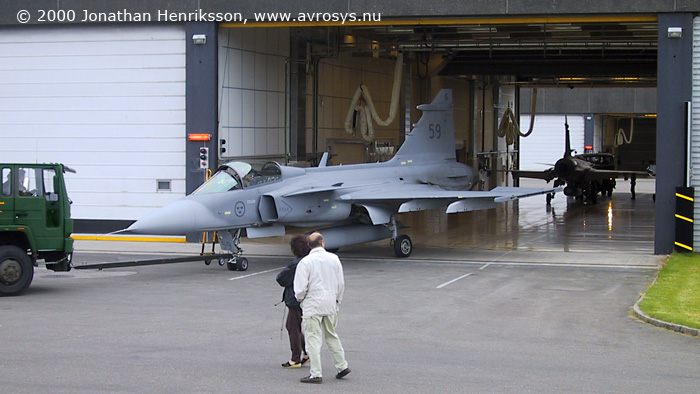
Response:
225,257,248,271
217,229,249,271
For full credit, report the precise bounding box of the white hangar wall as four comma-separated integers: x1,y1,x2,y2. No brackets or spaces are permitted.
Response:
0,24,187,221
218,27,289,160
519,115,585,171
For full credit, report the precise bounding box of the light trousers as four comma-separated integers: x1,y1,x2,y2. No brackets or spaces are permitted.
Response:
301,314,348,378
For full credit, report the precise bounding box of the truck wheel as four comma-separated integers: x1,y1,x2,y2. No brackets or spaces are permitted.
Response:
0,246,34,296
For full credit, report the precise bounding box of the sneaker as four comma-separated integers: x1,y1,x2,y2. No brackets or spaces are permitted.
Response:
281,360,301,369
336,368,351,379
300,375,322,384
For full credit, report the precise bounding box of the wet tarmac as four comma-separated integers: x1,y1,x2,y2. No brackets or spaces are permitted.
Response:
397,178,655,255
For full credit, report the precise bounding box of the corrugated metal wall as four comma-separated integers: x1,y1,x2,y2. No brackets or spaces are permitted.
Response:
691,17,700,247
0,24,186,221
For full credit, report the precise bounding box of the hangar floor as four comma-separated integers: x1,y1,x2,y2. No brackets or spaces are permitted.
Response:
395,178,656,255
218,177,659,269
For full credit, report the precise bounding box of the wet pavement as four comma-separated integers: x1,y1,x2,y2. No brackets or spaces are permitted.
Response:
397,178,656,255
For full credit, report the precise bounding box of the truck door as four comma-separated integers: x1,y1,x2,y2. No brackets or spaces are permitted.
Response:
14,167,64,251
0,167,15,226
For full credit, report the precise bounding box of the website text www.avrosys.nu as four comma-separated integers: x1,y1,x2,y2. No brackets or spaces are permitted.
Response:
253,12,381,24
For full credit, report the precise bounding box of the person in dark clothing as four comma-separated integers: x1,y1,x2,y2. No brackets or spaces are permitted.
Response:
276,234,311,368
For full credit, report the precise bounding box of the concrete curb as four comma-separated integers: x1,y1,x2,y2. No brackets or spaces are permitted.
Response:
633,278,700,338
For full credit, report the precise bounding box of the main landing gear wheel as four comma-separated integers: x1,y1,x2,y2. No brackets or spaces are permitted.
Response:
226,257,249,271
393,235,412,258
0,245,34,296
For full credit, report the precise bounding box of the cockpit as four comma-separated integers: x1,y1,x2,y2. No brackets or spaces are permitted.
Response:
193,161,282,194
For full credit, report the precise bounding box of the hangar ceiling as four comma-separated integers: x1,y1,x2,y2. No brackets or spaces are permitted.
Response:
335,18,658,87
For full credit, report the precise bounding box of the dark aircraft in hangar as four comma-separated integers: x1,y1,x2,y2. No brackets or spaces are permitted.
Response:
512,118,648,204
122,90,558,269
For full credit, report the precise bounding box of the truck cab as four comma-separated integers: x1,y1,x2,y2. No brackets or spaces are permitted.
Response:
0,163,74,295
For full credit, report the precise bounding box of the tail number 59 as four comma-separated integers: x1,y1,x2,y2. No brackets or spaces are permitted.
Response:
429,123,441,139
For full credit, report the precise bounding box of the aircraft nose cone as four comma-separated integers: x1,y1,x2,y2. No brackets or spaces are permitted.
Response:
125,199,207,235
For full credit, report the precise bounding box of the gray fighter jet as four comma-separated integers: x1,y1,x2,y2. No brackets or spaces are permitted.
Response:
124,90,558,269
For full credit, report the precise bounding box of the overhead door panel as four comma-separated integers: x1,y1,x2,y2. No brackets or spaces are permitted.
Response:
0,24,186,221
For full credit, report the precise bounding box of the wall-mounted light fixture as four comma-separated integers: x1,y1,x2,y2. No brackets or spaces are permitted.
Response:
667,27,683,39
192,34,207,45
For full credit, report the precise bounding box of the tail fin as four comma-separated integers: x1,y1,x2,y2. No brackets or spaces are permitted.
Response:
564,116,572,158
318,152,329,167
392,89,455,162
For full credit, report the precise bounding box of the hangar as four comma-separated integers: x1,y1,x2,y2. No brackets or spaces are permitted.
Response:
0,2,697,254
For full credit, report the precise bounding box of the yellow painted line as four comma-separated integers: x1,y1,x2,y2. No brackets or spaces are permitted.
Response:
675,214,694,223
71,234,186,243
676,193,694,202
674,241,693,252
222,15,657,28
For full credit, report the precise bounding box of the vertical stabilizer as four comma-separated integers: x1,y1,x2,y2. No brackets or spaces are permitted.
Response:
318,152,329,167
392,89,455,162
564,115,572,158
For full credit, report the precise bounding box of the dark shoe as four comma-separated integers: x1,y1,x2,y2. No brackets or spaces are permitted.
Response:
281,360,301,369
300,375,322,384
300,356,310,366
336,368,351,379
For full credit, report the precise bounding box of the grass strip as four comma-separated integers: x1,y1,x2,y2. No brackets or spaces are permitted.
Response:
638,253,700,329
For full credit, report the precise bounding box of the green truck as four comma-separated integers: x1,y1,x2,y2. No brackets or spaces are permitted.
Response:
1,163,74,296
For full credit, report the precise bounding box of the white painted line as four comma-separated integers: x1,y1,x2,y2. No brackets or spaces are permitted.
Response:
479,263,491,270
436,273,473,289
229,267,283,281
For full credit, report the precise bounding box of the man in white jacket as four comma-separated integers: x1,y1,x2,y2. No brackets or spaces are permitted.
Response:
294,232,351,384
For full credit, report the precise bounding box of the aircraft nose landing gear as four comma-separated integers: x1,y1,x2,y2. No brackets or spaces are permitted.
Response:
225,257,248,271
218,229,249,271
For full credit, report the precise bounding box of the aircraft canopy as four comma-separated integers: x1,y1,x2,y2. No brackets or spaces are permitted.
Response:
193,161,282,194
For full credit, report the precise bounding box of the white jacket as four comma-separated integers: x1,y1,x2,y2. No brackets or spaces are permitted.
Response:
294,247,345,317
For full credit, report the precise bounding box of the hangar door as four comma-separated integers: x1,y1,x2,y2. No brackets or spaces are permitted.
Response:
518,115,585,171
0,25,186,222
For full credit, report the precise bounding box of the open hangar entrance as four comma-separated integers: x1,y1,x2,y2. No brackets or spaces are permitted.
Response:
216,15,698,254
219,16,658,170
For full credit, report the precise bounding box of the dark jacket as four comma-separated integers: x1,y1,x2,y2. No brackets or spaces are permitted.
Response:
276,257,301,310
